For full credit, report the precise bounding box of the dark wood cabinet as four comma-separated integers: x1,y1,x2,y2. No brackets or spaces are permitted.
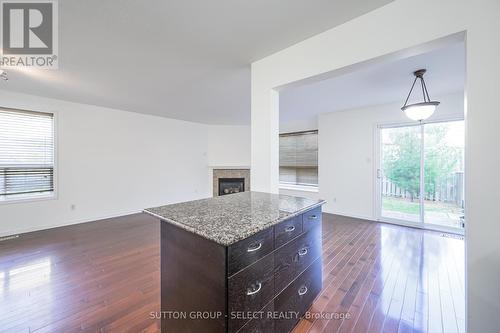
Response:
228,227,274,276
274,258,322,333
160,206,323,333
236,300,275,333
274,224,321,294
302,206,322,232
274,214,303,248
228,254,275,332
160,222,227,333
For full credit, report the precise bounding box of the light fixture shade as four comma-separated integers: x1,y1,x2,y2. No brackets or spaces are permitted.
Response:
402,101,440,121
401,69,439,121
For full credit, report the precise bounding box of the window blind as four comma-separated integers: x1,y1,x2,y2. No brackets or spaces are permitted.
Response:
0,108,54,198
279,130,318,186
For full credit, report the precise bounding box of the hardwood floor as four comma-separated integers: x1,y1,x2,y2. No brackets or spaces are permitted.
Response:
0,213,464,333
292,215,465,333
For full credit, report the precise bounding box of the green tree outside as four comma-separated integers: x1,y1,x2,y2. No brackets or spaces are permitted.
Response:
382,124,462,202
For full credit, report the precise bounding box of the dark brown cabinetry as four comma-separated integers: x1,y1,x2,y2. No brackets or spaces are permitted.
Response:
274,214,303,248
160,206,323,333
302,206,322,232
228,228,274,276
274,258,322,333
274,225,322,294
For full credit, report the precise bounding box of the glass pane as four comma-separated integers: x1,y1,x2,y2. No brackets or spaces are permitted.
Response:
423,121,465,228
381,126,421,223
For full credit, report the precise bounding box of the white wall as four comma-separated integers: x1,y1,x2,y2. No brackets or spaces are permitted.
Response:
0,90,247,237
279,93,463,210
318,92,463,217
251,0,500,331
207,125,251,167
206,125,251,197
279,116,317,134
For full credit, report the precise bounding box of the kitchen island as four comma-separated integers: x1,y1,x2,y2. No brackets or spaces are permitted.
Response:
144,191,325,333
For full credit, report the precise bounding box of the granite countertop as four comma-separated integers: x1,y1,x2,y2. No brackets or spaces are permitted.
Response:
144,191,325,246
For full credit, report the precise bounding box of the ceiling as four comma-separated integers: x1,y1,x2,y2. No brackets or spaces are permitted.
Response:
280,41,465,124
0,0,394,125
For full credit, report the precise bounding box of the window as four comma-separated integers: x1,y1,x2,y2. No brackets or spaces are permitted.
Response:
0,108,55,201
279,130,318,188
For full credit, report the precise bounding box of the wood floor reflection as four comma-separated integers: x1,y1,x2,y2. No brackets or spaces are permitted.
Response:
0,213,464,332
293,215,465,333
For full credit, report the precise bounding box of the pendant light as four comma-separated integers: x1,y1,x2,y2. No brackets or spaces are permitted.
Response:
401,69,439,121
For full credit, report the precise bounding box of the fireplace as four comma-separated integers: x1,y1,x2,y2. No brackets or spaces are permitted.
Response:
212,168,250,197
218,178,245,196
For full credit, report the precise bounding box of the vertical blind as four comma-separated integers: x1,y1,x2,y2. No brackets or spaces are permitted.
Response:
279,130,318,186
0,108,54,197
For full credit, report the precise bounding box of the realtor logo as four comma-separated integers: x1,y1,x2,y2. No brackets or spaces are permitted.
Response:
0,0,58,68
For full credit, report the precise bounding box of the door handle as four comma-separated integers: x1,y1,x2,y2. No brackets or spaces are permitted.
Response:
298,285,308,296
247,242,262,252
246,282,262,296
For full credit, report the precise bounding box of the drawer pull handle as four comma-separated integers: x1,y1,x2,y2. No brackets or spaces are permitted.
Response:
247,242,262,252
298,247,308,256
285,225,296,232
308,215,318,220
298,285,308,296
246,282,262,296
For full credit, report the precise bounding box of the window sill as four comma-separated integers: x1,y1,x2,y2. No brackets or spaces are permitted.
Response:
279,184,319,193
0,192,56,205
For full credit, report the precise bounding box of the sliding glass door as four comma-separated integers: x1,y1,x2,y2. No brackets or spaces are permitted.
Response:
423,121,465,227
378,120,464,230
380,125,422,223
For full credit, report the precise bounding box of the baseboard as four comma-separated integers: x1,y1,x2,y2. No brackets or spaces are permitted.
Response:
0,209,142,238
323,209,374,222
374,217,465,235
324,211,464,236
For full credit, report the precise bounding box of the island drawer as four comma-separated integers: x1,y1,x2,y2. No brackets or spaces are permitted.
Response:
274,258,322,333
274,214,303,249
228,254,275,332
228,227,274,276
274,224,321,294
235,300,274,333
302,206,322,232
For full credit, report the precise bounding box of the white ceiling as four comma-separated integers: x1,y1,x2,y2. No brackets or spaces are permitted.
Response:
280,41,465,124
0,0,393,125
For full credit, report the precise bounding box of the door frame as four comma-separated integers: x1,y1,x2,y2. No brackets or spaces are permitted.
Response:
373,116,465,235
